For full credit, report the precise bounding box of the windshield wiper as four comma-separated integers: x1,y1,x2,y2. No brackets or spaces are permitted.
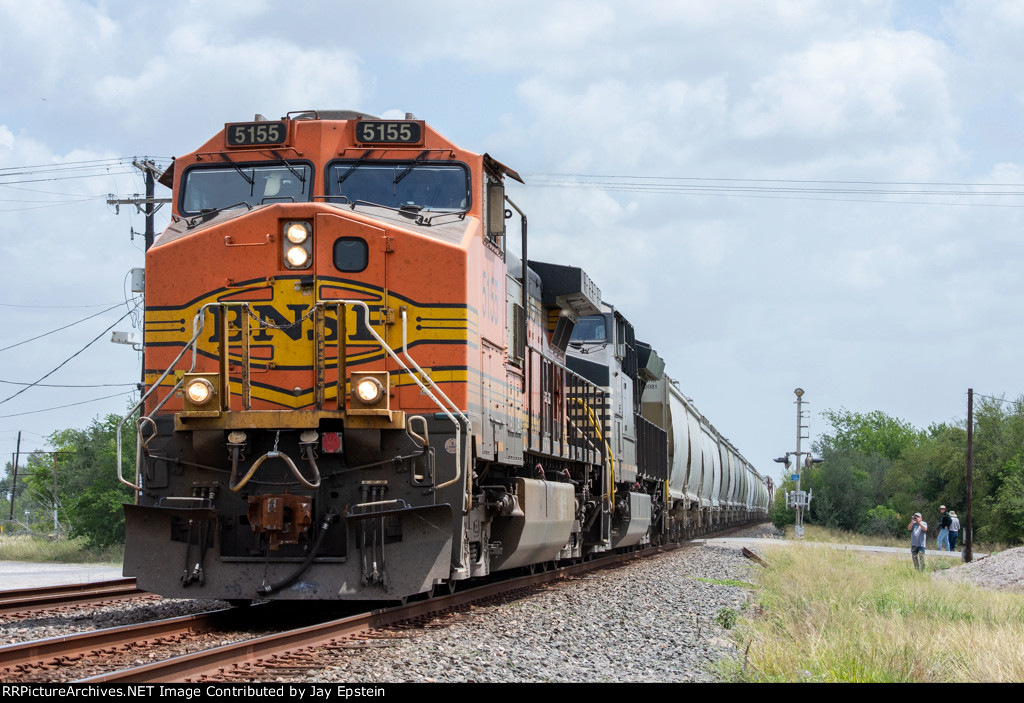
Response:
185,201,253,229
228,163,254,196
336,149,373,186
268,150,307,191
393,150,430,185
568,340,608,354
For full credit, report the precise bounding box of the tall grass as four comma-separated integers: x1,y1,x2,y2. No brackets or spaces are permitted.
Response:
0,535,123,564
726,545,1024,682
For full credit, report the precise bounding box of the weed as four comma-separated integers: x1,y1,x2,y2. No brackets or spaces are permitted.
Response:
715,606,738,630
692,576,757,589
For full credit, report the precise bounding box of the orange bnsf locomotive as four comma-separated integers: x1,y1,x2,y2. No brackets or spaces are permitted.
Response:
118,110,770,602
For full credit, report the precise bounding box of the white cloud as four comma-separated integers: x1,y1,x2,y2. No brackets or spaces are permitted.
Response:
734,30,954,141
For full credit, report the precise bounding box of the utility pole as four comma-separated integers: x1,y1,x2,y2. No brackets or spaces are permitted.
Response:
108,159,166,386
8,431,20,521
774,388,822,538
106,159,169,252
965,388,974,563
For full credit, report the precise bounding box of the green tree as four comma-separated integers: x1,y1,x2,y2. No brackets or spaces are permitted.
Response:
886,422,966,522
5,452,58,533
971,397,1024,543
990,453,1024,542
22,413,135,547
805,400,1024,545
807,409,922,532
805,448,888,532
815,408,922,462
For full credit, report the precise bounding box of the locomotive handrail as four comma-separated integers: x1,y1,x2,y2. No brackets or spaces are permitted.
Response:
571,397,616,507
525,343,607,463
328,301,466,499
116,302,250,490
399,308,470,494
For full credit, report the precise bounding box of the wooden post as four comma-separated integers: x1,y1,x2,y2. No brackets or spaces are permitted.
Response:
965,388,973,563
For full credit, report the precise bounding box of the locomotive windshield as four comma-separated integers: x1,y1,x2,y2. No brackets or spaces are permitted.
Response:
180,163,311,214
570,315,607,343
326,161,470,212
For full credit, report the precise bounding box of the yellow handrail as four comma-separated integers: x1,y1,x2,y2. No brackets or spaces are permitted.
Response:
571,397,615,507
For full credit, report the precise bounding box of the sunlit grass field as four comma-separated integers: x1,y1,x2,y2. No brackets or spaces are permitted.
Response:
724,540,1024,682
0,535,122,564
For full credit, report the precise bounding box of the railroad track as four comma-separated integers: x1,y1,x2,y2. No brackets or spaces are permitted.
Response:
3,546,666,683
0,578,144,616
0,608,236,682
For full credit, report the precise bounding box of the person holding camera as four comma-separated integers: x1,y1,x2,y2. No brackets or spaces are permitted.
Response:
908,512,928,571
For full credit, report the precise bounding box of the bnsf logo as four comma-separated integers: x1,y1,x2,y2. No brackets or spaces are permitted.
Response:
206,304,380,344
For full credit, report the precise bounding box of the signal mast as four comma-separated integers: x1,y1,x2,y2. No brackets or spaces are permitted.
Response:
774,388,822,538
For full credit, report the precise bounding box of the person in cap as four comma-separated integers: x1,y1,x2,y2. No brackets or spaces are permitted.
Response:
949,511,960,551
937,505,952,551
908,512,928,571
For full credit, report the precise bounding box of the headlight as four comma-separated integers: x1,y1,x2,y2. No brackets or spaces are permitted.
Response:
185,378,215,406
355,377,384,404
285,222,309,244
286,245,310,267
348,371,390,415
282,221,312,269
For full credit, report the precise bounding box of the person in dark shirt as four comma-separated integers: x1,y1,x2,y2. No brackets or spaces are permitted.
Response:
949,511,961,551
937,505,952,551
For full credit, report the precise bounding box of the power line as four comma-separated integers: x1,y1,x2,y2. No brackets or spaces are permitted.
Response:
522,173,1024,207
0,302,126,309
532,173,1024,188
0,302,126,353
0,157,171,178
0,391,135,420
971,392,1024,406
0,157,148,173
0,380,137,388
0,302,140,407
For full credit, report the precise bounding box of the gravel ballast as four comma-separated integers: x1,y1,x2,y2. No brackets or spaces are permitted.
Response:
307,524,779,683
934,545,1024,592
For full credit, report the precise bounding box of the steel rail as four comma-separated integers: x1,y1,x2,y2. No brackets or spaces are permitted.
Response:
0,578,141,615
0,608,233,672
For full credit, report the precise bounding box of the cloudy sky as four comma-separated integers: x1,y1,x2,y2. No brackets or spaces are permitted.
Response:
2,0,1022,484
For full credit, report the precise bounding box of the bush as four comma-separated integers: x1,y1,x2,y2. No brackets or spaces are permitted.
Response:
770,490,795,530
863,505,903,538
